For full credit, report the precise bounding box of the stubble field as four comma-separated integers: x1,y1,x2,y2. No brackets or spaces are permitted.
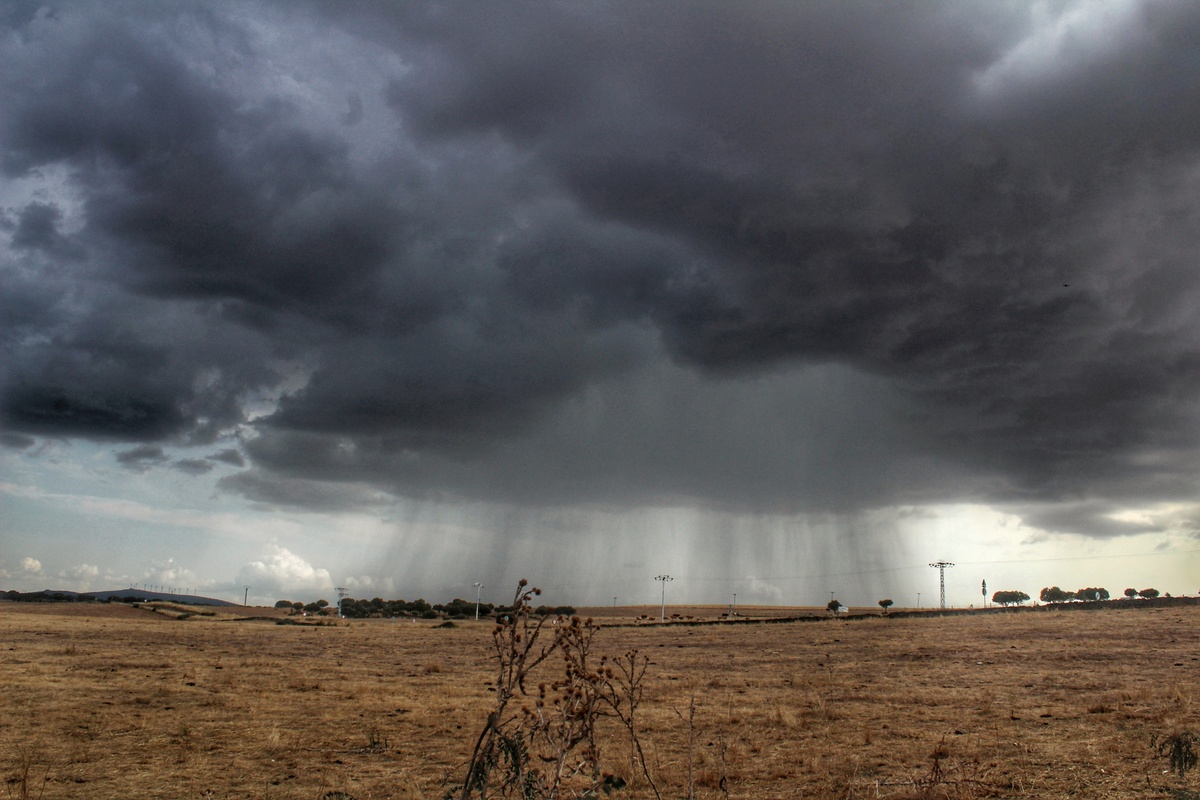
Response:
1,600,1197,799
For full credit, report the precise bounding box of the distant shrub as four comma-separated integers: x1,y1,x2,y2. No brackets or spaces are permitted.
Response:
1155,731,1197,777
532,605,578,616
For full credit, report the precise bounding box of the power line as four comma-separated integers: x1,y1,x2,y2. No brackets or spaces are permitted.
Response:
628,548,1200,585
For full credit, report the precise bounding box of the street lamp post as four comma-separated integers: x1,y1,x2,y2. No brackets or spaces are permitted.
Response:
655,575,673,622
473,582,484,620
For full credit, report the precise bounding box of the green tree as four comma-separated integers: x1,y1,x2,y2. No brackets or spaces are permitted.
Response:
826,599,841,614
878,598,893,613
1138,588,1160,599
1123,588,1138,599
1039,586,1069,604
992,590,1030,607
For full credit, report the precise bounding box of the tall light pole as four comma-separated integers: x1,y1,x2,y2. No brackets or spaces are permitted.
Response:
730,592,736,617
917,592,921,609
336,587,348,618
655,575,673,622
473,582,484,620
929,561,954,609
243,585,249,607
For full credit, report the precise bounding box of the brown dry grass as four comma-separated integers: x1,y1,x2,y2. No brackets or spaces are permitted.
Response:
1,601,1197,799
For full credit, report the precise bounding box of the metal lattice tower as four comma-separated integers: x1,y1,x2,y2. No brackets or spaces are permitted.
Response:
929,562,954,609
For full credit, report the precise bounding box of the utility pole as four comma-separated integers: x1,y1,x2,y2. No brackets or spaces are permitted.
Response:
613,596,617,608
730,592,736,617
917,592,921,609
243,585,249,607
336,587,348,618
929,562,954,609
473,582,484,620
655,575,673,622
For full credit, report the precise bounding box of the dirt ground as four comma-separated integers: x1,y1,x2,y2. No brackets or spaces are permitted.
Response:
1,600,1197,799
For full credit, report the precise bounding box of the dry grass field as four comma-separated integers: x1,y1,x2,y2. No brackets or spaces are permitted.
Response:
2,599,1197,799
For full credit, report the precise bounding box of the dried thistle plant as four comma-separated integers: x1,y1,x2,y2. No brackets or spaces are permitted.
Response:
457,580,657,800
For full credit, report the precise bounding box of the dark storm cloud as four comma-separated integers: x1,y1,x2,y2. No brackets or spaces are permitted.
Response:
11,202,65,252
172,458,214,476
0,432,36,449
5,1,1200,529
115,443,167,471
208,448,245,468
218,469,393,513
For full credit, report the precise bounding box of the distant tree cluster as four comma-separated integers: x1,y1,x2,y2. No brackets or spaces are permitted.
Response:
983,586,1171,607
272,595,576,620
3,590,97,603
991,590,1031,606
1039,586,1113,603
274,599,335,615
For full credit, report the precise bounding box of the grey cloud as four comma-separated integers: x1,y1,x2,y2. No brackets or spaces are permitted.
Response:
217,470,393,513
4,2,1200,528
0,432,36,449
115,443,167,471
172,458,214,476
1015,498,1200,541
240,363,966,514
341,92,363,127
11,202,65,252
208,448,245,467
1,290,273,443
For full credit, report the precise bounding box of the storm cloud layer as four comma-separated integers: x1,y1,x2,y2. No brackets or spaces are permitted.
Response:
4,1,1200,539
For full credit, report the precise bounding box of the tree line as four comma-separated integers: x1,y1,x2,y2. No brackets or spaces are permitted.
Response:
988,586,1163,607
273,596,576,620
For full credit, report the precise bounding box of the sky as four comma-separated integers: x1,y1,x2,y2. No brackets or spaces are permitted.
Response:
2,0,1198,609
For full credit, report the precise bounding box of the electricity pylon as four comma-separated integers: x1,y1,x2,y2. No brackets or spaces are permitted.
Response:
929,561,954,609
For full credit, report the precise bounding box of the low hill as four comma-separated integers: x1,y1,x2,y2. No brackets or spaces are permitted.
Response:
2,588,237,606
